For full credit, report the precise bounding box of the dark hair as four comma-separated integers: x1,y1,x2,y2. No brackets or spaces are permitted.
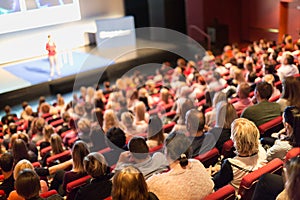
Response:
72,141,90,173
15,169,41,200
255,81,273,100
248,71,257,83
148,115,164,145
128,137,149,160
106,127,126,149
84,152,108,178
12,139,29,164
179,99,195,124
185,109,205,133
284,156,300,200
4,105,11,114
164,131,191,167
282,76,300,108
264,63,277,74
283,106,300,147
0,153,14,172
285,54,294,65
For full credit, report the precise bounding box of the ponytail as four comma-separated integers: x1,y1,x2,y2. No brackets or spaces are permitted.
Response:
179,154,188,167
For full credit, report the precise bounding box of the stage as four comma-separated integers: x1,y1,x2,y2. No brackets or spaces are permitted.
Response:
0,38,186,108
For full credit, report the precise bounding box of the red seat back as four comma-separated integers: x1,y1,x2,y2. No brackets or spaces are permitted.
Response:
221,139,235,159
46,150,71,166
204,184,236,200
258,116,283,137
40,190,58,198
238,158,283,200
285,147,300,162
193,148,219,168
163,122,176,133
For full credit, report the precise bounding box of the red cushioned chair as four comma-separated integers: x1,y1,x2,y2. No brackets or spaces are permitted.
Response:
40,146,53,158
204,184,236,200
66,175,92,200
163,110,177,119
285,147,300,162
237,158,283,200
193,148,219,168
104,196,112,200
50,118,64,127
46,150,71,166
221,139,235,159
61,129,74,139
269,94,281,102
98,147,112,154
163,122,176,133
196,99,206,107
149,144,163,155
258,116,283,137
162,103,174,113
40,190,58,198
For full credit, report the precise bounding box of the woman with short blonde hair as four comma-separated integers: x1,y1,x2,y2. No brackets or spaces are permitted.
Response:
213,118,267,191
103,109,119,133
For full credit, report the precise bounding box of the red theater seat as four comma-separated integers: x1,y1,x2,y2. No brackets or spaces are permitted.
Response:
221,139,235,159
193,148,219,168
204,184,236,200
285,147,300,162
258,116,283,137
163,122,176,133
66,175,92,200
46,150,71,166
149,144,163,154
269,94,281,102
238,158,283,200
40,190,58,198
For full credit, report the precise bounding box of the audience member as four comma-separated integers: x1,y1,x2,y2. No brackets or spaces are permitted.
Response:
266,106,300,161
241,82,281,127
213,118,267,190
233,82,253,113
112,166,159,200
74,152,112,200
115,136,168,179
146,115,167,149
0,153,15,197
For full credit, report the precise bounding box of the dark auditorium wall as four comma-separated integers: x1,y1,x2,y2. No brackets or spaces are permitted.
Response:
186,0,300,46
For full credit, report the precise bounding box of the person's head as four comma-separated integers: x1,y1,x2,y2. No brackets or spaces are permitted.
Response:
216,102,238,129
83,152,108,178
13,159,34,180
147,115,164,145
50,133,64,155
237,82,251,99
263,74,275,86
282,76,300,107
284,156,300,200
231,118,260,156
103,109,119,131
21,101,28,110
40,102,51,114
255,81,273,101
185,109,205,135
12,139,29,163
25,106,33,116
283,106,300,147
72,141,90,173
112,166,149,200
0,152,14,173
283,53,294,65
179,98,195,124
4,105,11,114
15,169,40,200
160,88,170,104
128,137,149,160
77,118,91,134
43,124,55,141
212,91,227,107
106,127,126,149
121,112,135,128
134,101,146,122
62,112,71,123
164,131,192,167
34,117,45,133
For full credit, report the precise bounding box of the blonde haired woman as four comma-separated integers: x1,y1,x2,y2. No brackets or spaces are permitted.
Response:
112,166,159,200
213,118,267,190
103,109,119,133
133,101,149,133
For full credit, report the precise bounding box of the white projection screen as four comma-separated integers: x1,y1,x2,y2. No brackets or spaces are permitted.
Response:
0,0,81,34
